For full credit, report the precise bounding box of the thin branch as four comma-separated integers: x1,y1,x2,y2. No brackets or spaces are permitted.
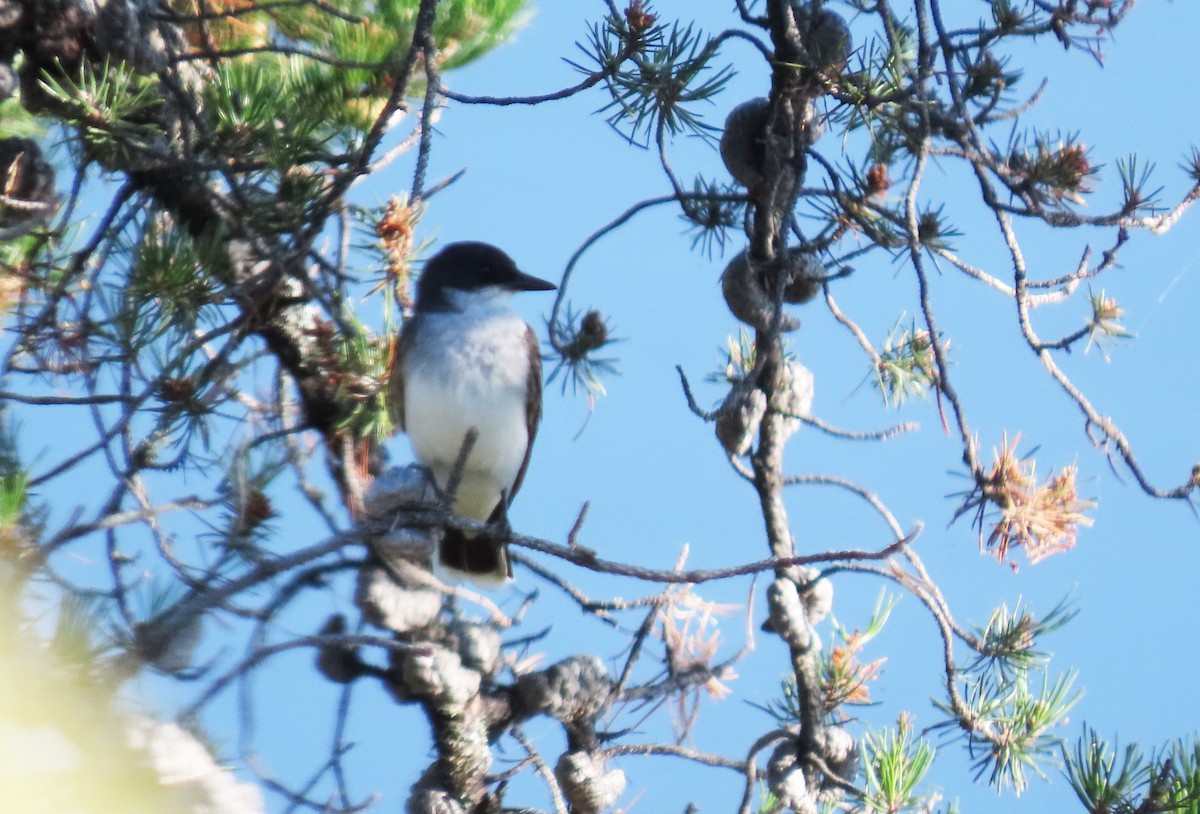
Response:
0,390,131,406
737,730,791,814
675,365,717,422
510,727,569,814
797,414,919,442
508,522,923,585
154,0,366,24
600,743,748,772
173,45,381,69
782,473,907,541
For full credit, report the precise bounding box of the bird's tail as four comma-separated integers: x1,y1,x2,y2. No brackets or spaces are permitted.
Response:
434,527,511,588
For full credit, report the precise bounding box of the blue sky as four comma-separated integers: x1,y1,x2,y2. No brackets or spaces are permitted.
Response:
65,2,1200,812
357,3,1200,811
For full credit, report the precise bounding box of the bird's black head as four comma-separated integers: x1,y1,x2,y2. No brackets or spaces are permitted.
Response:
415,241,555,311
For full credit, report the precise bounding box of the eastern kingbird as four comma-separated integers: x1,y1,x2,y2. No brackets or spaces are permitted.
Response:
391,242,555,587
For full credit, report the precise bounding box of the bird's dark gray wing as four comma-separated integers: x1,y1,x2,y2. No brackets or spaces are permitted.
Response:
389,317,419,433
505,323,543,503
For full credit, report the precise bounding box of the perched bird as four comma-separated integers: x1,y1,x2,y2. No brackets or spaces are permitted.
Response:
391,242,555,587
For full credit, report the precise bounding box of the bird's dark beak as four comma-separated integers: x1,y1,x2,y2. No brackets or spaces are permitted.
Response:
512,270,557,292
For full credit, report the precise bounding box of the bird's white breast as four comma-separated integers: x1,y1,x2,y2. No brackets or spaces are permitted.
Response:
403,298,533,520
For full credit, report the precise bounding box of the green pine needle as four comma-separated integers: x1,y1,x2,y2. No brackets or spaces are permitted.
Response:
861,716,938,814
